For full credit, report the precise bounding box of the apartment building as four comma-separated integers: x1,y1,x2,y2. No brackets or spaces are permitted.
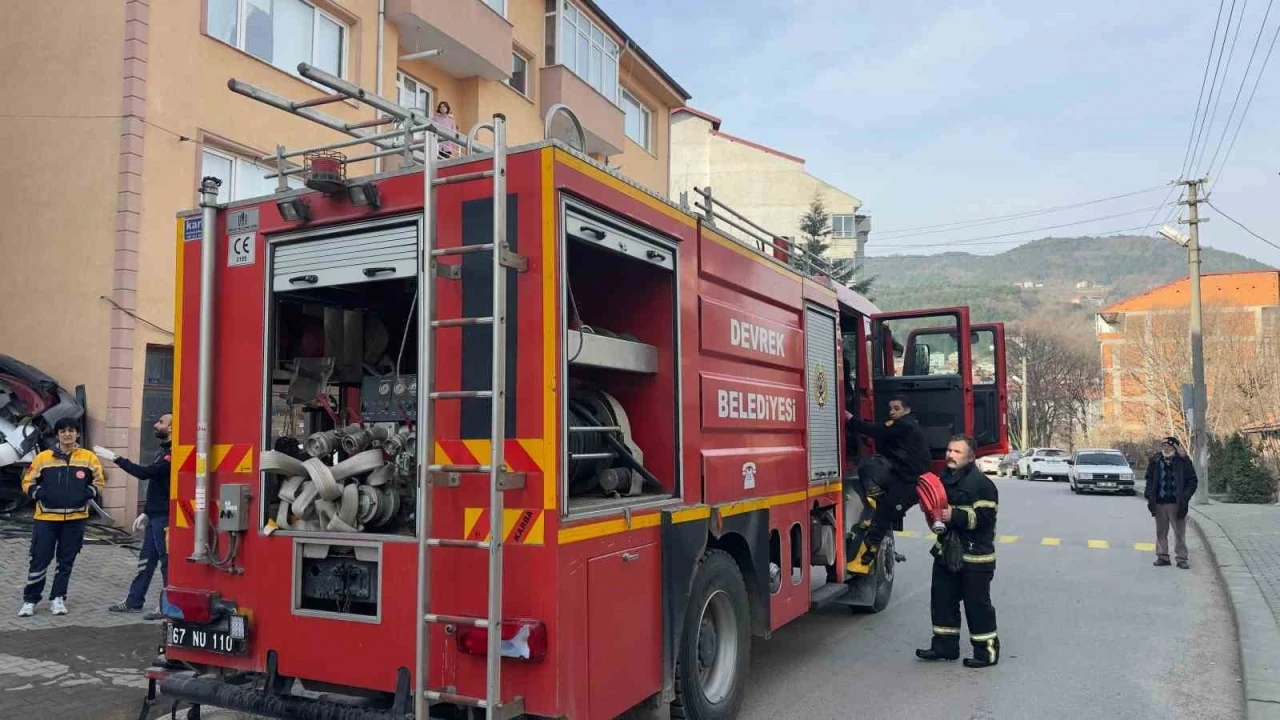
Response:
0,0,689,523
1096,270,1280,435
669,108,870,261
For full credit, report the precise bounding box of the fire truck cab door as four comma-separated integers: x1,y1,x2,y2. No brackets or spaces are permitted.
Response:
969,322,1009,458
869,308,974,466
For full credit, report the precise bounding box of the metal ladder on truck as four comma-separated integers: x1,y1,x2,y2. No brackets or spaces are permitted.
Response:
227,63,526,720
414,114,528,720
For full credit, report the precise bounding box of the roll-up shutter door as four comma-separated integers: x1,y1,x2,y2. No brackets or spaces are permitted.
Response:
272,220,418,292
805,306,841,482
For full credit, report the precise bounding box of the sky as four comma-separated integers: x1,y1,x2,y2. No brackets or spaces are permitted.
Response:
596,0,1280,265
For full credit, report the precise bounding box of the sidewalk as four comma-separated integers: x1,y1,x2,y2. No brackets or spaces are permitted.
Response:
0,532,166,720
1192,502,1280,720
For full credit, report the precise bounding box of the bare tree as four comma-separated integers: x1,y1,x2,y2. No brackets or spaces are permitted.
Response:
1008,310,1102,449
1117,305,1280,440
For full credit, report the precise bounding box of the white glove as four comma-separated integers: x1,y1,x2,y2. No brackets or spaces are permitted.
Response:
133,513,147,533
93,445,119,462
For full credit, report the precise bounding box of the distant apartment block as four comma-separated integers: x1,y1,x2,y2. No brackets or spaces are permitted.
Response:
1096,270,1280,433
668,108,869,261
0,0,688,523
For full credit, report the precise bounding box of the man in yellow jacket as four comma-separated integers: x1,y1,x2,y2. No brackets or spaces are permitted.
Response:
18,417,105,617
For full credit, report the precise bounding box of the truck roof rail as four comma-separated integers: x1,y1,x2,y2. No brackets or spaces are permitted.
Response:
686,186,845,286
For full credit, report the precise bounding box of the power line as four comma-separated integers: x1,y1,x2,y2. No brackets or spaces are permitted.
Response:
1192,0,1247,176
1205,200,1280,251
872,184,1168,238
880,204,1173,250
1205,0,1275,177
1212,16,1280,190
0,112,191,142
1182,0,1229,179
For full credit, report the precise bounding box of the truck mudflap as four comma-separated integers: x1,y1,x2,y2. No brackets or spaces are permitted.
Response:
149,665,413,720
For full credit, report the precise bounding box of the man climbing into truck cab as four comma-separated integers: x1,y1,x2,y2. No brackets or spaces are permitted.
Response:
849,395,931,569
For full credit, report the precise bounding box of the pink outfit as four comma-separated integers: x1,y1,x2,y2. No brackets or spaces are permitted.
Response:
433,112,457,157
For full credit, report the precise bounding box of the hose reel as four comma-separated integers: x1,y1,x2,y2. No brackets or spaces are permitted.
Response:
566,388,662,498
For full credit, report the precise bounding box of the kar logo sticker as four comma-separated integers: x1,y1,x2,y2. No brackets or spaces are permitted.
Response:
742,462,757,490
812,364,829,409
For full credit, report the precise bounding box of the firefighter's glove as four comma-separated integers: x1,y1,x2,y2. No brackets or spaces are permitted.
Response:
93,445,119,462
133,513,147,533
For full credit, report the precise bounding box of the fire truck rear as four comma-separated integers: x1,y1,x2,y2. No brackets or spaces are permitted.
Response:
144,64,1008,720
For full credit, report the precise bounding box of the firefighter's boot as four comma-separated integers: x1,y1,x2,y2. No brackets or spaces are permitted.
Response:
964,635,1000,669
915,633,960,661
846,538,877,575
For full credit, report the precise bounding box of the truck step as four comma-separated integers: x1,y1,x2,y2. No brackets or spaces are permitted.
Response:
425,690,525,720
809,582,851,610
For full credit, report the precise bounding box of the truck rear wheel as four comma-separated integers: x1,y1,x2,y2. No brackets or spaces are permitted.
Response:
672,549,751,720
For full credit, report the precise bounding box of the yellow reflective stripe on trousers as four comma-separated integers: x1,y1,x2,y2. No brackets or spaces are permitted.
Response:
933,626,961,635
971,631,998,642
963,553,996,563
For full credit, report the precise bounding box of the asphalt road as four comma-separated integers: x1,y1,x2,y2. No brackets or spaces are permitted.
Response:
739,476,1244,720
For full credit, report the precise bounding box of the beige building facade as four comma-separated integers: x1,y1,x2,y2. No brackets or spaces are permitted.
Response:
669,108,869,260
0,0,688,524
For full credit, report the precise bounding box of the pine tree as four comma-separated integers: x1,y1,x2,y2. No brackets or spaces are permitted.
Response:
795,195,877,298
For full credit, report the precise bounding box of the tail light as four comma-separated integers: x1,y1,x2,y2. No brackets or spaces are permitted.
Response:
165,587,218,624
457,620,547,662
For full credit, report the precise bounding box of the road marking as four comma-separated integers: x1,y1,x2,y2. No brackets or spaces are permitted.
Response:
1088,540,1110,549
1135,542,1156,552
999,535,1019,544
896,530,920,538
1041,537,1061,546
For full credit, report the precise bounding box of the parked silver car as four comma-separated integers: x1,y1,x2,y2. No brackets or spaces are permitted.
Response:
1069,449,1137,495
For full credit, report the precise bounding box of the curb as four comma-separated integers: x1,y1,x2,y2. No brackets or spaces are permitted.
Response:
1191,507,1280,720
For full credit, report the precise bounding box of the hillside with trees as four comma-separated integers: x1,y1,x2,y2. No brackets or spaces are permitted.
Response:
862,235,1269,323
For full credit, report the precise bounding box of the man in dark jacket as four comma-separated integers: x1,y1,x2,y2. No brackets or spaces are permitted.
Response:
94,412,172,616
19,417,106,617
917,434,1000,668
849,395,932,569
1144,436,1197,569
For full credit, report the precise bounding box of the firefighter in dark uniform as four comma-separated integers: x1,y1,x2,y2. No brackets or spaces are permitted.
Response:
917,434,1000,668
850,395,931,568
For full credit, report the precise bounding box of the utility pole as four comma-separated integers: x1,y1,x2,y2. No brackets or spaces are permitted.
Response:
1020,339,1029,450
1161,178,1209,505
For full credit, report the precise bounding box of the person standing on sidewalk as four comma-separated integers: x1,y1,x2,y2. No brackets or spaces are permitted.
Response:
95,412,172,619
18,417,105,617
1145,436,1198,570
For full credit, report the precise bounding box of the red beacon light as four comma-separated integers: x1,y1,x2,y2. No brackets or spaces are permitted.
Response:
304,150,347,194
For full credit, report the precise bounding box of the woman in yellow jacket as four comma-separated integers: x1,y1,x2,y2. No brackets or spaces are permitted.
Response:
18,417,105,617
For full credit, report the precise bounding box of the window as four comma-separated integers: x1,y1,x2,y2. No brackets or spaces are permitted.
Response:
832,214,856,238
207,0,346,80
547,1,620,104
396,72,433,113
201,146,302,203
483,0,506,16
620,89,651,150
508,52,529,97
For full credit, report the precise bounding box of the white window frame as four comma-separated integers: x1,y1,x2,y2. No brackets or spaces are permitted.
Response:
831,214,857,238
395,71,434,114
620,89,651,151
546,0,621,106
207,0,349,81
507,51,530,97
482,0,506,17
201,145,302,203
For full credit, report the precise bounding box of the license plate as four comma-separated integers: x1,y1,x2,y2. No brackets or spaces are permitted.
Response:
1099,482,1116,488
169,623,245,655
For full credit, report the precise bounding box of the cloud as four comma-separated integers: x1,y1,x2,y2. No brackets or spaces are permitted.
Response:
597,0,1280,266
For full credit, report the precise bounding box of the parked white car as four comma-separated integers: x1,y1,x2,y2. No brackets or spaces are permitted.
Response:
1017,448,1070,481
1069,449,1136,495
976,454,1002,475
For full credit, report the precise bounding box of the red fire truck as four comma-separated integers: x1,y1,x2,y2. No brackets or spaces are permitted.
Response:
142,64,1007,720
